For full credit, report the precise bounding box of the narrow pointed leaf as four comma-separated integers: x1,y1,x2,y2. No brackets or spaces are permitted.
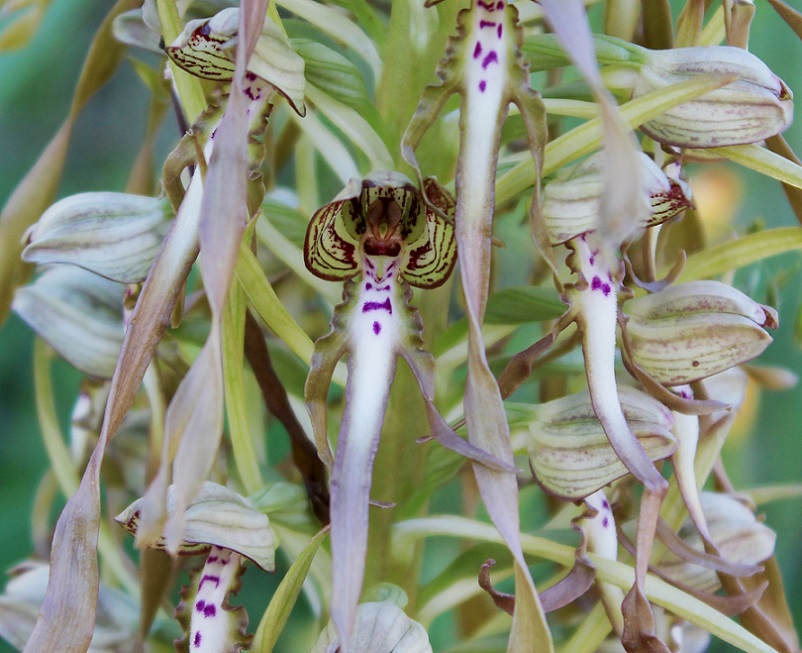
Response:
251,528,330,653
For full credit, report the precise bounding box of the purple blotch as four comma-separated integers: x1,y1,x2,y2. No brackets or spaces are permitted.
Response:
479,80,487,93
193,632,202,649
602,517,609,528
199,575,220,590
195,600,206,613
365,282,373,290
479,20,497,29
601,499,610,510
376,284,390,291
497,24,503,38
477,0,495,9
591,276,612,297
473,41,482,59
204,604,217,618
362,298,392,314
207,556,218,563
588,255,595,266
373,321,381,335
497,1,504,7
481,51,498,69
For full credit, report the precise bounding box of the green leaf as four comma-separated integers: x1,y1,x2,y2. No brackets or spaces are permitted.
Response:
707,144,802,191
673,227,802,283
275,0,381,81
485,286,567,324
235,243,319,368
251,527,330,653
293,39,372,112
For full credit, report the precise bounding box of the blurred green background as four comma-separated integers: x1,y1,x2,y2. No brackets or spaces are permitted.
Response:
1,1,802,652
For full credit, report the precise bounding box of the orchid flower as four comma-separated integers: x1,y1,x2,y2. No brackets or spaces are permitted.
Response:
304,172,509,652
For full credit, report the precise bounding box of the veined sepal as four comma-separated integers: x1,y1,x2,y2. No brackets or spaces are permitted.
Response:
623,280,777,386
22,193,172,283
515,386,676,500
657,493,776,594
631,45,793,148
542,151,693,245
165,7,306,116
116,481,275,571
12,266,124,379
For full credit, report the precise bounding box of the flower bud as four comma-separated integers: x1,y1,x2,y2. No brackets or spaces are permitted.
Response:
632,45,793,148
165,7,306,116
542,152,693,245
116,482,275,571
12,267,124,378
658,493,775,593
22,192,172,283
515,386,676,499
625,281,777,386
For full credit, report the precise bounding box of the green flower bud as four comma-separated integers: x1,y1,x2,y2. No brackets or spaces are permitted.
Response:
12,267,124,378
513,386,676,499
22,192,172,283
625,281,777,386
116,482,275,571
658,493,775,593
542,152,693,244
632,46,793,148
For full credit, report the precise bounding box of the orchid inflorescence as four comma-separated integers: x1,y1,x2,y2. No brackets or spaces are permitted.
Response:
2,1,802,653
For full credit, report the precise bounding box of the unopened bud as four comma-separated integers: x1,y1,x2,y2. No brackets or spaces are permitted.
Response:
22,192,172,283
625,281,777,386
518,386,676,499
632,45,793,148
658,492,775,592
542,152,693,245
115,482,275,571
12,267,124,378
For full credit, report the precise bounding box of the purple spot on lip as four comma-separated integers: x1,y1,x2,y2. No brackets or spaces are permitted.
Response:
479,20,497,28
195,600,205,613
207,556,218,563
479,80,487,92
497,24,503,38
481,51,498,69
602,499,610,510
477,0,495,8
591,276,612,297
365,282,373,290
473,41,482,59
203,604,217,618
373,321,381,335
193,632,202,648
362,298,392,314
199,575,220,590
588,255,595,266
497,0,504,7
602,517,609,528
